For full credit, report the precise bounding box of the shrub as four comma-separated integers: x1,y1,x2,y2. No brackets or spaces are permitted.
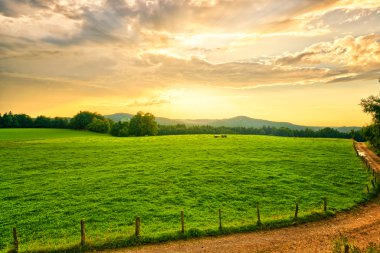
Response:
87,118,110,133
110,121,129,137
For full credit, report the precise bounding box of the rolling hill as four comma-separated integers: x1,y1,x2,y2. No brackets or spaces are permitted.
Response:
104,113,360,133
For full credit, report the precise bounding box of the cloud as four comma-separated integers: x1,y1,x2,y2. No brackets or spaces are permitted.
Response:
132,33,380,88
0,41,120,82
276,34,380,71
0,71,115,92
128,97,172,107
0,1,379,92
2,0,378,48
0,0,52,17
0,14,82,44
126,88,184,108
134,53,330,88
327,69,380,83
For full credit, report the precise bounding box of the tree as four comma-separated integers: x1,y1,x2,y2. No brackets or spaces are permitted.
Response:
70,111,105,130
129,112,143,136
110,121,129,136
276,127,294,137
51,117,69,128
107,118,114,130
2,112,19,128
129,112,158,136
15,114,34,128
361,94,380,123
87,118,110,133
142,112,158,136
350,129,366,142
34,116,52,128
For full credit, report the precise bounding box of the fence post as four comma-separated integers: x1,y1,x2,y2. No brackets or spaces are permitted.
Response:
371,179,376,189
323,197,327,212
13,227,18,253
294,202,299,221
181,210,185,234
218,209,222,231
80,220,85,246
135,217,141,237
256,203,262,226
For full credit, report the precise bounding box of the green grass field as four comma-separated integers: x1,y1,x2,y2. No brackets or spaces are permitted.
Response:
0,129,371,252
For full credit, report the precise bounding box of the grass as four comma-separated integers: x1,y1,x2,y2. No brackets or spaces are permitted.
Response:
0,129,373,252
333,236,380,253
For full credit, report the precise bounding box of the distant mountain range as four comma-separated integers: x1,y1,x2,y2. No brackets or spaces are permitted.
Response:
104,113,361,133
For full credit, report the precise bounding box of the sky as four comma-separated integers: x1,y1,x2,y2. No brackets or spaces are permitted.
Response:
0,0,380,126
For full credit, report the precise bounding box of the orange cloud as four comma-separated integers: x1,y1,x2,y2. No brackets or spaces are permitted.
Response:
276,34,380,71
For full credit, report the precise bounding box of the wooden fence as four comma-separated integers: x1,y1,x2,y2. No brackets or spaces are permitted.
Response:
353,141,379,191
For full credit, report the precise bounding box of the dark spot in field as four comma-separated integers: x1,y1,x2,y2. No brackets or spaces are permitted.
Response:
2,195,19,201
333,182,343,187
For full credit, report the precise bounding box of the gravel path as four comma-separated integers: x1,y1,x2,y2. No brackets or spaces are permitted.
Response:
105,142,380,253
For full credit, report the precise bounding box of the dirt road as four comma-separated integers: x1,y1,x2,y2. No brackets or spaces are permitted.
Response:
355,142,380,173
106,142,380,253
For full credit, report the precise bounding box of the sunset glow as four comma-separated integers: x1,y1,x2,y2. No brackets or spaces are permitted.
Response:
1,0,380,126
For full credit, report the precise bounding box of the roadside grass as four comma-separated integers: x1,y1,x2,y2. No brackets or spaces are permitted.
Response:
333,236,380,253
0,129,373,252
365,142,380,156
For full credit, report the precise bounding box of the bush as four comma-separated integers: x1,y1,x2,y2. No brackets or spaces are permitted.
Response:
110,121,129,137
70,111,105,130
87,118,110,133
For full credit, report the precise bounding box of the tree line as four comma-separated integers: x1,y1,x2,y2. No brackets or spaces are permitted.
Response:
158,124,364,140
0,111,158,137
0,110,364,140
0,112,70,129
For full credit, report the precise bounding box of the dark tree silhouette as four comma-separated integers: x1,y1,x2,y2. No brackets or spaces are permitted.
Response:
110,121,130,136
70,111,105,130
34,116,52,128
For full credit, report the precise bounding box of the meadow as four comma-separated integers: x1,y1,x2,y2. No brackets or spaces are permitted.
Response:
0,129,372,252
